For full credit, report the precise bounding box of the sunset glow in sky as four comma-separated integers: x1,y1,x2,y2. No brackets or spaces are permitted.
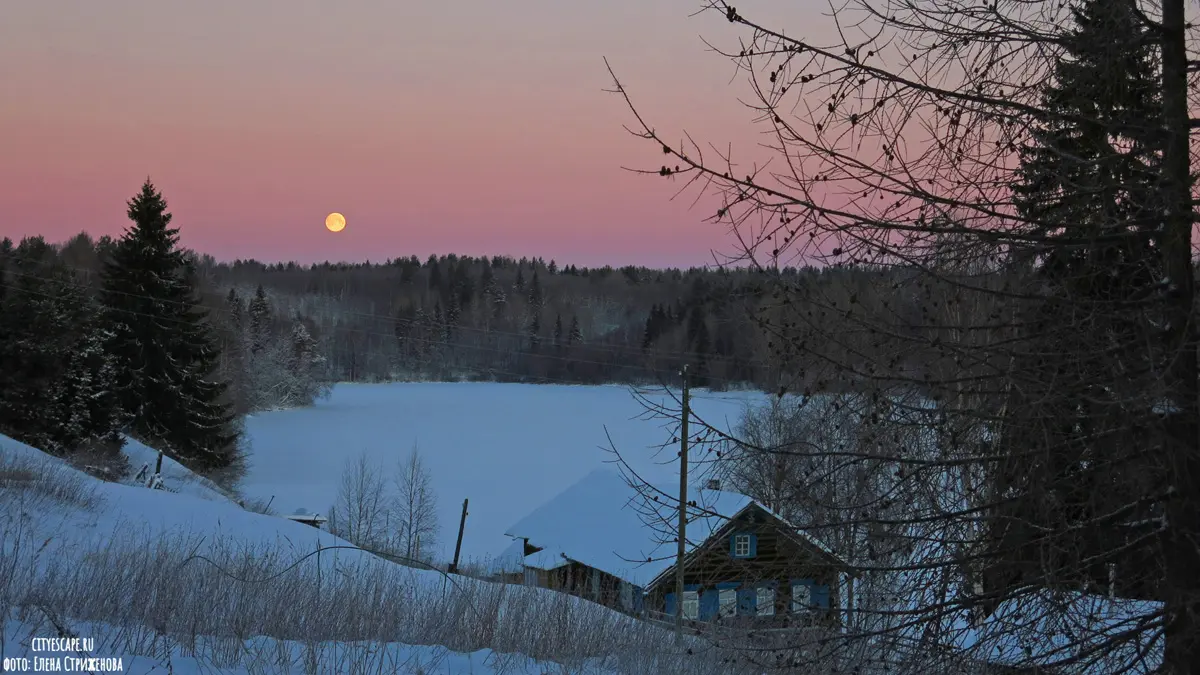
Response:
0,1,826,267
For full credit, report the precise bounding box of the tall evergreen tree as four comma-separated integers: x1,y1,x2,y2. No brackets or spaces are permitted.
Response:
0,237,11,307
225,288,244,331
479,265,494,301
0,238,122,455
427,257,442,291
101,180,239,472
528,313,541,352
989,0,1165,601
568,315,583,346
247,285,271,354
529,270,544,308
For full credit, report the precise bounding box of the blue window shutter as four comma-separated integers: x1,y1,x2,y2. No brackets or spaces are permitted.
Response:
748,533,758,557
812,583,831,609
729,534,737,557
665,593,676,617
737,587,756,616
700,589,719,621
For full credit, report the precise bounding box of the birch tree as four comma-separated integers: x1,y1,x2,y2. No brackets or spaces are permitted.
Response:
392,445,439,563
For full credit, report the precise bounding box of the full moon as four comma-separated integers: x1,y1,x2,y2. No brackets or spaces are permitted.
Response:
325,212,346,233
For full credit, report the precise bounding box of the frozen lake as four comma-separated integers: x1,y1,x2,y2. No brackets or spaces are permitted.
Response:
240,382,762,563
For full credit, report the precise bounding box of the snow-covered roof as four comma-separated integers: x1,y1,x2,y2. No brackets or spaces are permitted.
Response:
490,537,528,575
501,468,843,588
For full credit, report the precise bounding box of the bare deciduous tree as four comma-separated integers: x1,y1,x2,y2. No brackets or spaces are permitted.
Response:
608,0,1200,672
391,444,439,564
328,451,389,550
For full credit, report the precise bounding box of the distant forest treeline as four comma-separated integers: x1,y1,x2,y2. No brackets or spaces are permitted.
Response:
32,231,929,398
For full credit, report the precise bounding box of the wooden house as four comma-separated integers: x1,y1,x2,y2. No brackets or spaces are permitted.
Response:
643,500,850,628
493,469,851,626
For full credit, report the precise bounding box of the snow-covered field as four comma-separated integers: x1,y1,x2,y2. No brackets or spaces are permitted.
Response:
0,382,1166,674
0,384,781,675
0,426,762,675
241,383,763,562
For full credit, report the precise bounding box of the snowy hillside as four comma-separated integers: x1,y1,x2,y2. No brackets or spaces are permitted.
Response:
0,431,781,675
241,382,763,562
119,434,240,503
0,431,371,575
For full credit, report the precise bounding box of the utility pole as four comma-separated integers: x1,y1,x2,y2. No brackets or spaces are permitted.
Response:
674,364,690,641
449,498,468,574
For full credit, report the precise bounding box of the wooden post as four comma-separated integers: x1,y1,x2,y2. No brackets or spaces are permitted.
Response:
155,450,164,475
449,498,468,574
674,365,690,641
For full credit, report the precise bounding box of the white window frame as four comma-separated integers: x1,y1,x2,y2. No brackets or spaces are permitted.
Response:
733,533,752,557
682,590,699,619
791,583,812,613
718,589,737,618
757,587,776,616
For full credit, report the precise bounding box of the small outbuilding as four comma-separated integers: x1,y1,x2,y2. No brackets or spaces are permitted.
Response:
284,511,328,529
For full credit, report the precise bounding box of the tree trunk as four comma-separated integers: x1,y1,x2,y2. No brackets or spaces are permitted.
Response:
1158,2,1200,671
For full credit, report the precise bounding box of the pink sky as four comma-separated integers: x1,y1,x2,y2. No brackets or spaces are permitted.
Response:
0,0,825,267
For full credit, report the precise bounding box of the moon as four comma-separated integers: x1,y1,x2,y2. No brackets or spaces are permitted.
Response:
325,212,346,233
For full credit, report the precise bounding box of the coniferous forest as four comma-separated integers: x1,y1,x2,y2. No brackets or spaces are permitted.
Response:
0,179,973,477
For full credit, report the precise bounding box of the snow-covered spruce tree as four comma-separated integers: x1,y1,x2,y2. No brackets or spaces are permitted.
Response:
283,320,327,405
100,180,240,472
237,285,328,410
246,284,271,355
0,237,122,456
215,287,251,415
54,298,124,455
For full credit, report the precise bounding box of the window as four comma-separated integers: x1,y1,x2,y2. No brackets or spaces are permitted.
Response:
791,582,812,613
757,587,776,616
719,589,737,618
683,590,699,619
730,532,757,559
733,534,752,557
